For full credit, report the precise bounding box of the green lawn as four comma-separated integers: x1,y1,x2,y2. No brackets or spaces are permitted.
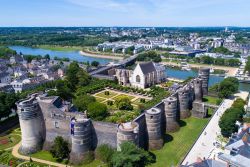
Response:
132,98,149,105
112,94,136,101
95,91,118,99
149,117,210,167
203,96,222,105
31,150,68,164
95,97,106,103
38,45,82,51
77,160,107,167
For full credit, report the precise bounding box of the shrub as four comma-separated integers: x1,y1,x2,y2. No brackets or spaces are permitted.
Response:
107,100,113,106
104,91,110,95
50,136,70,160
140,98,146,103
96,144,115,165
114,96,133,111
87,102,108,120
82,151,95,165
111,142,155,167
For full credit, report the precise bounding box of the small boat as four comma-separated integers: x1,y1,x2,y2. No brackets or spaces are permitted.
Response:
180,62,191,71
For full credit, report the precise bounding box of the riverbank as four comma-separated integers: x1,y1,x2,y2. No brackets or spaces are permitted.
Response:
161,61,238,77
37,45,83,51
79,50,124,60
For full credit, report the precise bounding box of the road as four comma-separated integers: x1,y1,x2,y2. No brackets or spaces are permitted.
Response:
181,91,249,165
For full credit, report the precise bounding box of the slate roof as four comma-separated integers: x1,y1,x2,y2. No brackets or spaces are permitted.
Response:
0,72,10,78
138,62,156,74
184,159,227,167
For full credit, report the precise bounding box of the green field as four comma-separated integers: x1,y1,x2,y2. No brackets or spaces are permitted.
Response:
149,117,210,167
203,96,222,105
112,94,136,101
38,45,83,51
31,150,68,164
95,91,118,99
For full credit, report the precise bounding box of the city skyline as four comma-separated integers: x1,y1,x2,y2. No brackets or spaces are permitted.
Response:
0,0,250,27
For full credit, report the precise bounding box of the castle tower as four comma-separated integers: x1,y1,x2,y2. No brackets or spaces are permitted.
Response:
70,115,92,164
178,87,191,119
198,68,210,95
163,97,180,133
193,78,203,102
117,122,139,151
145,107,163,150
16,95,45,155
192,78,208,118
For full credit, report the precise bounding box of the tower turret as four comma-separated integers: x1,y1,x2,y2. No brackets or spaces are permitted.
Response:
163,97,179,132
145,107,163,150
193,78,203,102
70,115,93,164
117,122,139,151
198,68,210,95
178,87,191,119
16,95,45,155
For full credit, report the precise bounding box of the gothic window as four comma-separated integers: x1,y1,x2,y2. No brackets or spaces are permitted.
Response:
136,75,140,83
55,121,59,128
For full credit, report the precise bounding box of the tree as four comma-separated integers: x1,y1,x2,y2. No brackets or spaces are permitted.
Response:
111,142,154,167
217,77,239,98
244,56,250,75
96,144,115,166
73,95,96,112
87,102,108,120
114,96,133,110
0,92,18,120
66,62,90,89
219,98,245,137
50,136,70,160
56,80,73,100
66,62,81,89
91,61,100,67
44,54,50,60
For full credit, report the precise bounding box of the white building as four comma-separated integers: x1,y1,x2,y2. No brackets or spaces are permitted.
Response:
129,62,165,89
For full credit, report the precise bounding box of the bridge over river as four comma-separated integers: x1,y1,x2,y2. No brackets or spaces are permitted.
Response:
90,54,138,76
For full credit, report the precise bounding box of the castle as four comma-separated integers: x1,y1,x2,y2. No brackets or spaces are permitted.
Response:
16,67,210,164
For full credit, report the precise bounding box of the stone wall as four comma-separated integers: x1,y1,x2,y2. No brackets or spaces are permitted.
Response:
92,121,117,148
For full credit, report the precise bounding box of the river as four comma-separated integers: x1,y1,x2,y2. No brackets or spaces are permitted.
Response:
9,46,250,91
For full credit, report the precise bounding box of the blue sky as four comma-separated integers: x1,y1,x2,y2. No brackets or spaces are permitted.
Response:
0,0,250,27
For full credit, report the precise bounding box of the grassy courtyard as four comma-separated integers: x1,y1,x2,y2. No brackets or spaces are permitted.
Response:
150,116,210,167
31,150,68,164
203,96,222,105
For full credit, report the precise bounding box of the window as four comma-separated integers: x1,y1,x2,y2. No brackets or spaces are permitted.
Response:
136,75,140,83
55,122,59,128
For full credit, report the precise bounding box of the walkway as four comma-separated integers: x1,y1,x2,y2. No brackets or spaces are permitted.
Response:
181,91,249,165
12,143,69,167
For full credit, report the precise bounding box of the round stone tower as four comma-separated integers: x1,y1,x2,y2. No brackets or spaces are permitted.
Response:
117,122,139,151
163,97,179,133
198,68,210,95
71,115,92,154
70,115,92,164
193,78,203,102
178,87,191,119
145,107,163,150
16,95,45,155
